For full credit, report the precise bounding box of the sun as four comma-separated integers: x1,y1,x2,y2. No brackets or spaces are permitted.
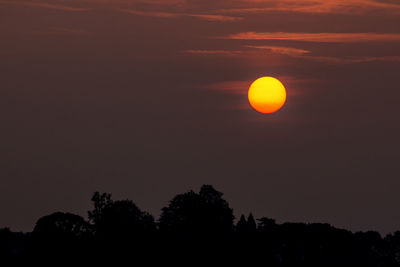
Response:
248,77,287,114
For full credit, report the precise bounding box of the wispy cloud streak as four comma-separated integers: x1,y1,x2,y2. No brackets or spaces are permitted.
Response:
118,8,242,22
183,50,243,55
218,0,400,15
245,45,311,56
184,47,400,64
223,32,400,43
186,14,242,22
117,9,179,18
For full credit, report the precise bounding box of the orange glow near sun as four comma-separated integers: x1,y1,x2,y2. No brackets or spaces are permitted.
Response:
248,77,287,114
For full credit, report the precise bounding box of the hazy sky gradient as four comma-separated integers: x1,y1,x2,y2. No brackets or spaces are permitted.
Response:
1,0,400,233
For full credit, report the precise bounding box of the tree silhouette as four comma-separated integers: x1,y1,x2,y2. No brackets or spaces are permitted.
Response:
88,192,112,228
159,185,234,237
0,228,26,258
0,185,399,266
385,231,400,265
88,192,155,240
247,213,257,233
236,213,257,233
236,215,247,233
257,217,276,231
30,212,91,260
99,200,155,237
33,212,90,237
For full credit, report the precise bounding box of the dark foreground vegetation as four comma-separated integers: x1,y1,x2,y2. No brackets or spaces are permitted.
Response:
1,185,400,265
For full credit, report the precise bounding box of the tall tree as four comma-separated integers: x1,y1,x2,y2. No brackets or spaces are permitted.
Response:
247,213,257,233
236,215,247,233
88,192,112,227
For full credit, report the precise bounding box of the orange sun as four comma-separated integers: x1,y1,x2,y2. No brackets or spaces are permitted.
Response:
248,77,287,114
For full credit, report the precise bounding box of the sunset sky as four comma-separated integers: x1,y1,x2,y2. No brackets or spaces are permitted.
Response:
1,0,400,233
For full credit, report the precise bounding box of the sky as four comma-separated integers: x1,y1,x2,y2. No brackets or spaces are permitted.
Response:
1,0,400,234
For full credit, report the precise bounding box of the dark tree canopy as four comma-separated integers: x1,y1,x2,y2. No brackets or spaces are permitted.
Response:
88,192,156,239
258,217,277,231
159,185,234,236
33,212,90,237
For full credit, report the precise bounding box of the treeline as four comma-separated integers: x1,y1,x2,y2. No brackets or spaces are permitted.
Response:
1,185,400,265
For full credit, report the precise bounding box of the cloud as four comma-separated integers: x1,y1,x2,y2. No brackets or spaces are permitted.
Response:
4,0,400,16
184,47,400,65
117,8,242,22
186,14,242,22
201,76,317,98
101,0,400,15
244,45,400,63
183,50,243,55
245,45,311,56
117,9,178,18
223,32,400,43
243,44,400,63
217,0,400,15
0,0,89,11
3,0,400,15
307,55,400,64
201,80,251,95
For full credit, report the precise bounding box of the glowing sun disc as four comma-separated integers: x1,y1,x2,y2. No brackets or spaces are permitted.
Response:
248,77,286,114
